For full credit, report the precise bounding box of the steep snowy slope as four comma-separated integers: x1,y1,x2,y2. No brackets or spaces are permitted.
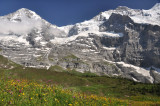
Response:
0,8,66,47
94,3,160,26
57,3,160,40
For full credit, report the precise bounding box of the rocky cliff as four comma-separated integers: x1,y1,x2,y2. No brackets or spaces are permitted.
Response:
0,4,160,83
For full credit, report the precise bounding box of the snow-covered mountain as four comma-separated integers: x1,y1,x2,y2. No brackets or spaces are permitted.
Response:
0,3,160,83
58,3,160,37
0,8,66,46
52,3,160,45
94,3,160,26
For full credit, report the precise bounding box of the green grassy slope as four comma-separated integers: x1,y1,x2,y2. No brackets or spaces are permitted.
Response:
0,55,160,104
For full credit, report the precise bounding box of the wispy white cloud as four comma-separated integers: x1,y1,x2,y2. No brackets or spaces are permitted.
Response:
0,18,42,35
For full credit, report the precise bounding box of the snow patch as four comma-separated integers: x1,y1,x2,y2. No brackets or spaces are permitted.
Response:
51,31,123,45
35,36,42,41
0,34,29,45
40,42,47,46
104,59,154,83
82,49,90,52
103,47,116,50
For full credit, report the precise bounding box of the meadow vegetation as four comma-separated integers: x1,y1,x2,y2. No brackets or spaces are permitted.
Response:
0,55,160,105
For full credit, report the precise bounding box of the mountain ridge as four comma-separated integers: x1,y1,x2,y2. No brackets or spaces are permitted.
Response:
0,4,160,83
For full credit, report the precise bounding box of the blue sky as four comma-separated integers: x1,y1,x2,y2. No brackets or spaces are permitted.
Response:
0,0,159,26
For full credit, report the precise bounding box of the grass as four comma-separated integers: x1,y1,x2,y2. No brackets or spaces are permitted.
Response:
49,57,54,61
49,65,65,72
61,54,88,65
0,55,160,105
1,67,160,100
0,55,21,69
0,76,160,105
63,54,78,59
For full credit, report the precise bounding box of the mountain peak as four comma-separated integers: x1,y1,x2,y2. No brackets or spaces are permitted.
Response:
17,8,31,12
151,3,160,10
4,8,42,22
15,8,41,20
116,6,130,11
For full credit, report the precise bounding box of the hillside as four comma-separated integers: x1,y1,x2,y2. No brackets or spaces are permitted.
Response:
0,55,160,105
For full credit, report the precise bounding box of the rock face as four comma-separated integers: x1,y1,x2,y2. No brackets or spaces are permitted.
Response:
100,13,160,68
0,4,160,83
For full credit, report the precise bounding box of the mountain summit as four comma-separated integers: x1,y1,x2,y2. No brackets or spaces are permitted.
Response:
0,4,160,83
151,3,160,10
1,8,42,23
